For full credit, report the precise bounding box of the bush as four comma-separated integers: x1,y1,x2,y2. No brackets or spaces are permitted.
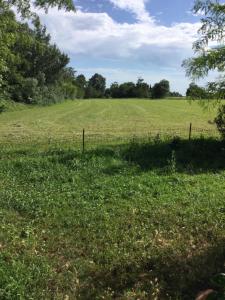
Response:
10,77,39,104
60,81,77,99
34,85,63,105
22,78,39,104
0,104,6,113
215,105,225,139
76,87,85,99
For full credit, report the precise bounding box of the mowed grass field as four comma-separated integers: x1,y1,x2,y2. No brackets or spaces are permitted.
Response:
0,99,218,142
0,99,225,299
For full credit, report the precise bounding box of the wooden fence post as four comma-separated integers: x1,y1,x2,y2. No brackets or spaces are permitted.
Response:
189,123,192,141
82,129,85,153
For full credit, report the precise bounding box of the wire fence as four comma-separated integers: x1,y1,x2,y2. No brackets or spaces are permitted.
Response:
0,124,220,152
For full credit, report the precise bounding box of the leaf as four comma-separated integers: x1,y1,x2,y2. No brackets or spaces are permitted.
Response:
211,273,225,289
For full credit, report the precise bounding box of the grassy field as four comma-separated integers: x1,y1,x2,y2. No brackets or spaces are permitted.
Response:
0,99,218,143
0,99,225,299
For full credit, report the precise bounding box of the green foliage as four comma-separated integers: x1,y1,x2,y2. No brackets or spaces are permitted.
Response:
183,0,225,79
135,78,151,98
169,91,183,97
60,81,77,100
215,105,225,139
104,88,111,98
2,0,75,19
0,99,27,112
192,0,225,50
0,6,77,105
117,82,137,98
183,0,225,99
20,78,39,104
75,74,86,89
152,79,170,99
183,0,225,138
186,82,207,99
0,104,6,113
0,9,18,93
85,73,106,98
183,47,225,79
109,82,120,98
107,78,151,99
207,79,225,99
75,74,87,99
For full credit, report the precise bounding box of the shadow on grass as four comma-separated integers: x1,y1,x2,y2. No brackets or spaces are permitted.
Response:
118,137,225,174
11,137,224,175
43,137,225,174
44,138,225,175
80,238,225,299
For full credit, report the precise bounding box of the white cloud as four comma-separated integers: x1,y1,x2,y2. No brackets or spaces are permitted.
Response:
34,5,202,93
37,8,199,58
109,0,152,22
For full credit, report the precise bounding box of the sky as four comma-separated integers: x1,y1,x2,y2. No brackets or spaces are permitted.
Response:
36,0,214,95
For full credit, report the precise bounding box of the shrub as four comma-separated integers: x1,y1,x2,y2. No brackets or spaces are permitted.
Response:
0,104,6,113
215,105,225,139
22,78,39,104
60,81,77,99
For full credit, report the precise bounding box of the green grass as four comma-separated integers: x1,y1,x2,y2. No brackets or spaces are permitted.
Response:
0,137,225,299
0,99,219,143
0,99,225,299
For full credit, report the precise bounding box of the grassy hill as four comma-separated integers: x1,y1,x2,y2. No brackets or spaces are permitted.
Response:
0,99,218,143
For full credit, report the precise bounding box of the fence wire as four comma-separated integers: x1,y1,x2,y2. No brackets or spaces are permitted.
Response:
0,126,220,152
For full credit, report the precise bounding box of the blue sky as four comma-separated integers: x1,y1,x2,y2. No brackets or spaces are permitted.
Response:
75,0,197,25
37,0,212,94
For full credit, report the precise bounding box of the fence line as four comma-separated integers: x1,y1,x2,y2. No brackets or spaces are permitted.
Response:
0,124,220,152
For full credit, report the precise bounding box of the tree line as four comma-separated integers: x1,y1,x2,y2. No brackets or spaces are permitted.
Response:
76,74,182,99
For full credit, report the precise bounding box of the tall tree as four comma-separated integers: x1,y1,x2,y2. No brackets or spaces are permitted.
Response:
182,0,225,95
0,9,18,97
118,82,136,98
152,80,170,99
0,7,76,103
86,73,106,98
75,74,87,98
135,78,150,98
186,83,207,99
108,82,120,98
183,0,225,138
0,0,75,101
76,75,86,89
